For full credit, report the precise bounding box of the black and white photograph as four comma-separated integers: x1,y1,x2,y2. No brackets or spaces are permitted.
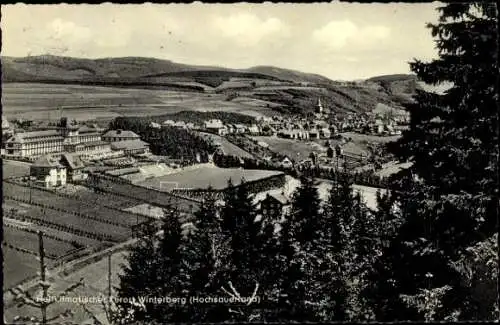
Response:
1,2,498,324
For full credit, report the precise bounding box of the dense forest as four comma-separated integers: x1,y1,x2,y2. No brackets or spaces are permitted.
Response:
157,111,257,125
108,117,217,162
96,3,497,323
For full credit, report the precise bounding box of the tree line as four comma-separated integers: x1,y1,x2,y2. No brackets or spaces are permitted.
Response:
108,117,216,162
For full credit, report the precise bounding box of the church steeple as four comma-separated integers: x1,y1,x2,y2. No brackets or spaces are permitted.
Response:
317,98,324,114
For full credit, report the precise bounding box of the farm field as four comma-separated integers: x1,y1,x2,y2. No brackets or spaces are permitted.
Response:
58,185,146,210
4,198,130,242
2,159,31,179
4,251,129,324
3,247,47,289
124,204,165,219
198,132,254,159
88,175,199,212
250,136,328,160
3,226,80,259
2,83,273,121
137,165,283,191
3,182,150,227
4,217,105,249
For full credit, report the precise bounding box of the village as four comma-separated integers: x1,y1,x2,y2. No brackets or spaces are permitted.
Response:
1,96,409,188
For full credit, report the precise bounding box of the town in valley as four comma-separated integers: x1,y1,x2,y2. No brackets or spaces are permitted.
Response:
1,2,497,324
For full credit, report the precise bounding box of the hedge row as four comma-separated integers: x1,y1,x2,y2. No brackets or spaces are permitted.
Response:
5,195,131,229
4,212,119,242
3,222,85,248
88,174,200,212
41,186,153,224
6,180,150,226
2,242,42,258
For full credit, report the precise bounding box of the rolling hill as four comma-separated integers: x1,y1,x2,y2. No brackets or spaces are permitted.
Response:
1,55,421,118
1,55,333,86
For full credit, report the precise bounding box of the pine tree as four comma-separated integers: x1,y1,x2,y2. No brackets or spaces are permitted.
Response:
289,176,322,245
217,179,265,321
153,208,186,322
116,222,160,322
369,3,498,321
271,209,315,322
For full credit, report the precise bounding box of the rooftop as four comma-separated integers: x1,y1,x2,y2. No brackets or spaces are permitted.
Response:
267,192,290,205
110,139,149,151
32,155,65,168
6,130,64,143
102,130,141,139
77,125,101,134
61,153,85,170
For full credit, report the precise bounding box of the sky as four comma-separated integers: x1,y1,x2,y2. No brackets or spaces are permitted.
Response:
1,2,442,80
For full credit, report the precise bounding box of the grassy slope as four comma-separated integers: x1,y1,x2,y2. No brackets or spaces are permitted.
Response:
2,55,417,117
2,55,331,85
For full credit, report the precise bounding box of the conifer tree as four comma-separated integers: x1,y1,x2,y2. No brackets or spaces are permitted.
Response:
272,209,315,322
217,179,264,321
320,172,355,321
289,176,322,245
368,3,498,321
116,222,160,322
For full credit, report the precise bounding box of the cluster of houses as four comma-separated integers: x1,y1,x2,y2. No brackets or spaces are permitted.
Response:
338,104,409,135
151,118,263,137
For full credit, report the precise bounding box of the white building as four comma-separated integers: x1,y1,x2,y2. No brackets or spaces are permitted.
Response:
30,155,67,188
101,129,141,142
280,157,294,169
4,118,108,158
248,124,261,135
204,119,228,136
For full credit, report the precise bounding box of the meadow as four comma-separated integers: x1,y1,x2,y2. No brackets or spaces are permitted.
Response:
3,247,45,289
137,166,283,190
250,136,329,160
4,251,129,324
2,82,272,121
2,159,31,179
3,182,150,227
198,132,254,159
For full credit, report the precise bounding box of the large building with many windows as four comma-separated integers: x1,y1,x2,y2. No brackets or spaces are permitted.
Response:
4,118,110,159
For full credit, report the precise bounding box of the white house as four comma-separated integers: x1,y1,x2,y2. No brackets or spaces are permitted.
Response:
163,120,176,126
204,119,228,136
174,121,187,129
248,124,261,135
308,129,320,139
30,155,67,188
320,128,331,139
233,124,248,134
280,157,294,169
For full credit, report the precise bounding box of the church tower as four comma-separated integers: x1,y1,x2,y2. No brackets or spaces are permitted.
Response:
317,98,324,114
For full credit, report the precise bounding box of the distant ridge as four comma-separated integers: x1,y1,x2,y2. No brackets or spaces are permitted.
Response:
1,55,336,85
2,54,426,117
